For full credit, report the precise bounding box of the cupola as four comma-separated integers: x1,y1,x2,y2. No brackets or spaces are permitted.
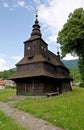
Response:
31,13,42,38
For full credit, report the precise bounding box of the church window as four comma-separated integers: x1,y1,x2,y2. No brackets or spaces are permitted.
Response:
44,48,46,51
28,47,30,50
41,46,43,49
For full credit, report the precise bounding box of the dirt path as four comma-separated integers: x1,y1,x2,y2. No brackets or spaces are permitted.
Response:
0,100,63,130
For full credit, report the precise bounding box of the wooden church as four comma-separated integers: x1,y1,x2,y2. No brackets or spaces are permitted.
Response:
10,14,72,95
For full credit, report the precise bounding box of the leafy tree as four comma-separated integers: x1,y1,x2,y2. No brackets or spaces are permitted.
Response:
70,68,82,83
78,57,84,81
57,8,84,82
0,68,16,79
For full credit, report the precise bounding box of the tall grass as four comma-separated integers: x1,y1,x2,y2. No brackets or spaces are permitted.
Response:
0,88,16,102
15,87,84,130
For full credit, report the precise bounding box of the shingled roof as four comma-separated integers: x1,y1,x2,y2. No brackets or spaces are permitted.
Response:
16,49,68,69
10,62,70,80
16,54,46,65
11,49,69,80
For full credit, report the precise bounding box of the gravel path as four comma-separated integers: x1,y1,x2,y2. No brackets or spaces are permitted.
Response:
0,101,63,130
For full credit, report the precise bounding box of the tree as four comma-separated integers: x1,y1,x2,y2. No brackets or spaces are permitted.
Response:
0,69,16,79
57,8,84,82
78,56,84,82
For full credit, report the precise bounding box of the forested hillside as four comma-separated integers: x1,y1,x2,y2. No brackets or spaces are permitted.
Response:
0,68,16,79
62,59,78,69
62,59,81,83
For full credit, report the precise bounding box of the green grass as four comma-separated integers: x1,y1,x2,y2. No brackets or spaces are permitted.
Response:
0,110,25,130
15,87,84,130
0,88,16,102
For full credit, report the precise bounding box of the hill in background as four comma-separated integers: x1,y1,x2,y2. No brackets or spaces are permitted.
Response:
62,59,82,83
0,68,16,79
62,59,78,69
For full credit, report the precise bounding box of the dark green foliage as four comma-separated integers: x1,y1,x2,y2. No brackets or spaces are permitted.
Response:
57,8,84,57
70,68,82,83
57,8,84,83
79,83,84,88
24,93,33,96
62,59,82,83
78,56,84,82
0,68,16,79
5,85,16,89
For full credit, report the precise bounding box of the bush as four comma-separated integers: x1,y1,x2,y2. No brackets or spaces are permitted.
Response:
79,83,84,88
24,93,33,96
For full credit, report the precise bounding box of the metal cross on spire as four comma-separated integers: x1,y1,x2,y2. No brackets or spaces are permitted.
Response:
35,9,38,20
57,45,60,57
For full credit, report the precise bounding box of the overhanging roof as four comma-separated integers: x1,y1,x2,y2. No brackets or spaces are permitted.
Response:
10,66,71,80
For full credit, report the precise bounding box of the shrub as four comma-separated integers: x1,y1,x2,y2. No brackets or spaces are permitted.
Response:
24,93,32,96
5,85,16,89
79,82,84,88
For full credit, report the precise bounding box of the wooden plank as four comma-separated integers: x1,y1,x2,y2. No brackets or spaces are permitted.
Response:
47,92,59,97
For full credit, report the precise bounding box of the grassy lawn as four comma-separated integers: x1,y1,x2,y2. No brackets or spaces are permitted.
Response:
0,88,16,102
0,110,25,130
15,87,84,130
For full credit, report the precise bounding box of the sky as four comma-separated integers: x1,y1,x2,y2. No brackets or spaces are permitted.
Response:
0,0,84,71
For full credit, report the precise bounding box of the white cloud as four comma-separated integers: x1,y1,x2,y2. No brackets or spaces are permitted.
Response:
38,0,84,42
1,0,33,11
0,56,13,71
11,56,22,61
34,0,40,4
36,0,84,60
0,58,8,71
48,35,57,44
63,54,78,60
0,54,22,71
3,2,9,8
17,0,25,7
37,0,84,60
14,0,33,10
0,58,6,65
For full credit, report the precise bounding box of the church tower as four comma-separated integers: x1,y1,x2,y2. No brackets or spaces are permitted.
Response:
10,13,72,95
24,13,48,59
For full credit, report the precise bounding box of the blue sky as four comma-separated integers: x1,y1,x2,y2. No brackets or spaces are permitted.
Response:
0,0,84,71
